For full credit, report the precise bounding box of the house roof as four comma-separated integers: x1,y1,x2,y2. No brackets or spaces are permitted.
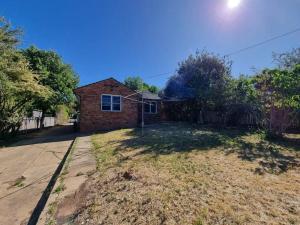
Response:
73,77,135,94
74,77,161,100
141,90,161,100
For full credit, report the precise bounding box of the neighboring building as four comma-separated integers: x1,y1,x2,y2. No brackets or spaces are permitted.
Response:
74,78,162,132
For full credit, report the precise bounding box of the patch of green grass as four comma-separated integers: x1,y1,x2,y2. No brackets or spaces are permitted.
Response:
12,176,26,188
92,135,119,172
45,201,58,225
45,219,56,225
53,183,65,194
60,170,69,176
193,217,205,225
47,201,57,216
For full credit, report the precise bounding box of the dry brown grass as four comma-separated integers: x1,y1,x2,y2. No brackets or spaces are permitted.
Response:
74,123,300,225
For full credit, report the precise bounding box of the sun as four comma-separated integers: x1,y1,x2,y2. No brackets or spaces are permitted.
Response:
227,0,241,9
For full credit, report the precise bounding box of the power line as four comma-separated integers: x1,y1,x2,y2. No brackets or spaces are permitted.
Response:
225,27,300,57
146,71,174,79
141,27,300,80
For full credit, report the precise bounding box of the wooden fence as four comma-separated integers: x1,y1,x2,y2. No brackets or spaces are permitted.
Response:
162,100,300,130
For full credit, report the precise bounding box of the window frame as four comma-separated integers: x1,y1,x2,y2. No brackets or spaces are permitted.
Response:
144,101,157,114
101,94,122,112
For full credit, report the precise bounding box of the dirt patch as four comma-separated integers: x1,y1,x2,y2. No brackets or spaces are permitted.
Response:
55,180,93,225
73,169,170,225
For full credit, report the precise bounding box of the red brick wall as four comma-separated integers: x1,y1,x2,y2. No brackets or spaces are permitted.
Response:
74,78,139,132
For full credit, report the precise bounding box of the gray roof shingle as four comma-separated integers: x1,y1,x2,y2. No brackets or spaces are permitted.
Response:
141,90,161,100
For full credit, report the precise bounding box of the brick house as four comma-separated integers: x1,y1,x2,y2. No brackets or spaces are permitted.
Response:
74,78,162,132
139,90,162,125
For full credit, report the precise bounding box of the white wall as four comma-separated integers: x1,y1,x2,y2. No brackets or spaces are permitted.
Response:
20,117,56,131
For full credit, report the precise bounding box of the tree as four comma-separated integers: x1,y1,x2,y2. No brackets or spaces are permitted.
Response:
0,18,50,137
254,65,300,137
56,104,70,125
124,76,159,93
164,51,232,122
148,85,159,94
124,76,143,91
225,76,261,126
22,46,79,127
273,48,300,69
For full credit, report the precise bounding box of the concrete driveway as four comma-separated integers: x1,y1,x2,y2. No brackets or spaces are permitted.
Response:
0,125,76,225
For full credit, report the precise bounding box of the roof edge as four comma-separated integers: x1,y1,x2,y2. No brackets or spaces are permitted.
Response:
73,77,137,95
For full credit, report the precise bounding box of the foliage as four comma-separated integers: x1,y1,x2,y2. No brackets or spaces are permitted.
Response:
142,82,159,94
56,104,69,125
163,50,300,133
0,18,50,138
273,48,300,69
124,76,143,91
0,17,20,48
164,51,232,109
163,51,232,123
254,65,300,136
225,76,262,126
21,46,79,117
124,76,159,93
228,75,258,105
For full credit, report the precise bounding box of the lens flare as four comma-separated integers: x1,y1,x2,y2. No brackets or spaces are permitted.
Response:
227,0,241,9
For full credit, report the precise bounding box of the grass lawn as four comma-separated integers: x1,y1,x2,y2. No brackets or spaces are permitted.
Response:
76,123,300,225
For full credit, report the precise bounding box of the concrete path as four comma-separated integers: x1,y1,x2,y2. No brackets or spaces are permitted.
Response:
0,125,76,225
38,135,96,225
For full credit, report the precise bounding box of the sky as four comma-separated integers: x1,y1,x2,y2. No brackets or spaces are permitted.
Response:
1,0,300,88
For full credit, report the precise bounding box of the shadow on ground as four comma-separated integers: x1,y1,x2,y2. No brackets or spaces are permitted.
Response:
106,123,300,175
228,137,300,174
0,125,88,148
268,135,300,152
110,123,249,155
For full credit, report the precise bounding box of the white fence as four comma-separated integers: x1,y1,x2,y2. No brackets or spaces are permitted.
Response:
20,117,56,131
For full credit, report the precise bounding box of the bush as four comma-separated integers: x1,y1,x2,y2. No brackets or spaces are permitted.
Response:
56,105,69,125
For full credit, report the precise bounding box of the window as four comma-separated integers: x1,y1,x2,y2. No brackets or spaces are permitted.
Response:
101,95,111,111
101,95,121,112
144,101,157,114
112,96,121,111
144,102,150,113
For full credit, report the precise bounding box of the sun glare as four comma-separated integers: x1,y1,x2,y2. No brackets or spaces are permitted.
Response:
227,0,241,9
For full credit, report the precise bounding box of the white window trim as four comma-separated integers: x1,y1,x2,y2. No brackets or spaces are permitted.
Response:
144,101,157,114
101,94,122,112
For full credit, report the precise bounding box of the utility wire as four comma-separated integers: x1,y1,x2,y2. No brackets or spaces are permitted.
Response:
146,71,174,79
141,27,300,80
224,27,300,57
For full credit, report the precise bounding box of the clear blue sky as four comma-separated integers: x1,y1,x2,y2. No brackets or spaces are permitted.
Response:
1,0,300,88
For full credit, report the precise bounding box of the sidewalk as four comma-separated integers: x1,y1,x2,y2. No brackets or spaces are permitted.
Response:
0,125,75,225
38,135,96,225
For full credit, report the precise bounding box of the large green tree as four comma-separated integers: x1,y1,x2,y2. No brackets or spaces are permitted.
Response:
255,65,300,136
164,51,232,121
0,18,50,137
124,76,159,93
165,51,231,104
224,75,262,126
22,46,79,126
